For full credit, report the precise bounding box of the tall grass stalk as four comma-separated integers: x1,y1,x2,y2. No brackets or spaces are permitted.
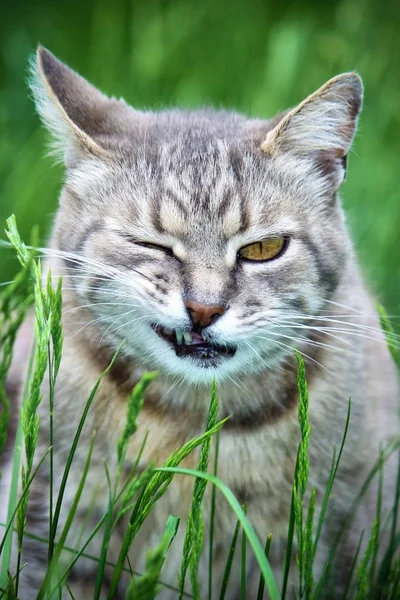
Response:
0,344,35,589
256,534,272,600
46,274,63,562
117,371,158,471
295,351,314,599
208,430,220,600
36,432,97,600
369,448,384,593
106,416,227,599
49,342,124,561
378,305,400,367
282,351,313,600
354,518,378,600
4,215,64,595
157,467,280,600
0,249,33,457
241,511,247,600
0,448,51,556
219,519,240,600
93,464,113,600
41,523,192,599
94,372,157,598
179,380,219,599
313,400,351,558
126,514,180,599
377,452,400,591
51,434,153,596
342,531,365,600
328,440,400,566
0,224,35,590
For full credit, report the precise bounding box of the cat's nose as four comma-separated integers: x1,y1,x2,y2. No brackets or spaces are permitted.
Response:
184,300,226,329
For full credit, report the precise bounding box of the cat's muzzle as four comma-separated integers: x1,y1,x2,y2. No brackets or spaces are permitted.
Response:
151,324,237,363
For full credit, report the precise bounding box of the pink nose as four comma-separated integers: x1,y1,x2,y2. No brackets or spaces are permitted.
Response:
184,300,226,328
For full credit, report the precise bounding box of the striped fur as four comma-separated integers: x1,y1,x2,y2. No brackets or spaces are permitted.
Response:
1,47,398,598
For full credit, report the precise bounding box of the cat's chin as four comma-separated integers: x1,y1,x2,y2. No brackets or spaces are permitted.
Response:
151,323,237,368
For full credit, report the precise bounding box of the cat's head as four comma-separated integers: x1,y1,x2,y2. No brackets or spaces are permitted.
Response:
31,47,362,385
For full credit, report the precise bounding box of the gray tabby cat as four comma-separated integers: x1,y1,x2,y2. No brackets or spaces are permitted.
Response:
1,46,399,598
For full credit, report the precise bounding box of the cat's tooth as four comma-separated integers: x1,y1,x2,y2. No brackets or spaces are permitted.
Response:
176,330,183,345
183,332,192,344
164,328,172,335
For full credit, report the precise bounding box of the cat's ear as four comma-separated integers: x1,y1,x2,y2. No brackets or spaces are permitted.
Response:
261,73,363,188
30,46,122,163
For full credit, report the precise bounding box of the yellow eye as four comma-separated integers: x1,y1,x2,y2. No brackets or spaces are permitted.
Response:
238,238,287,261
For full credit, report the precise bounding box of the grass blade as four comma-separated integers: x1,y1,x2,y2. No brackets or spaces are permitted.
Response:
313,399,351,557
36,432,96,600
208,430,220,600
377,450,400,589
311,562,329,600
117,371,158,470
283,350,312,600
378,305,400,367
106,416,226,600
256,534,272,600
355,519,378,600
47,274,64,563
93,465,113,600
369,448,384,593
0,343,35,587
342,530,365,600
329,440,400,566
21,526,192,598
50,343,123,550
65,581,76,600
179,381,219,599
126,514,180,600
156,467,280,600
0,448,51,557
241,517,247,600
304,487,316,598
281,456,298,600
219,519,240,600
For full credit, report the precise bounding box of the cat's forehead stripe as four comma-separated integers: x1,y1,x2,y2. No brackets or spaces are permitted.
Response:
154,189,190,236
150,175,250,239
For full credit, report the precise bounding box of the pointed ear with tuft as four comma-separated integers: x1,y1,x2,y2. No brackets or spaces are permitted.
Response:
261,73,363,189
30,47,122,164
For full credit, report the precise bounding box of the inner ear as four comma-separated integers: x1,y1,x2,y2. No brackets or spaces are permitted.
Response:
37,47,110,136
261,72,363,160
31,47,136,162
259,73,362,191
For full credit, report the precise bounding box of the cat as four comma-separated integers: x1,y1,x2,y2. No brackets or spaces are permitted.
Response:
0,46,399,599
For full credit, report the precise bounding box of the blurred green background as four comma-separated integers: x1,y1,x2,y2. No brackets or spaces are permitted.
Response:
0,0,399,314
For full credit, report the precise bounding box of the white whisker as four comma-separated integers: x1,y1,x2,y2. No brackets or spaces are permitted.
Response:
253,334,332,374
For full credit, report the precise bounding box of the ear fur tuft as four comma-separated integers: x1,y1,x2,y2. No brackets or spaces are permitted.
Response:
261,73,363,159
30,46,113,163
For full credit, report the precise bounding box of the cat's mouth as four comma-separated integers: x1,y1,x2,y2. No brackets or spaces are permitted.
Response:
151,324,237,362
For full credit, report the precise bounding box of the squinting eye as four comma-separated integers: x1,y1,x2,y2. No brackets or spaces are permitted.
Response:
135,241,173,255
238,237,287,262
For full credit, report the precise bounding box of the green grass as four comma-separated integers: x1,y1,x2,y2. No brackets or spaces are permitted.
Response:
0,219,399,599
